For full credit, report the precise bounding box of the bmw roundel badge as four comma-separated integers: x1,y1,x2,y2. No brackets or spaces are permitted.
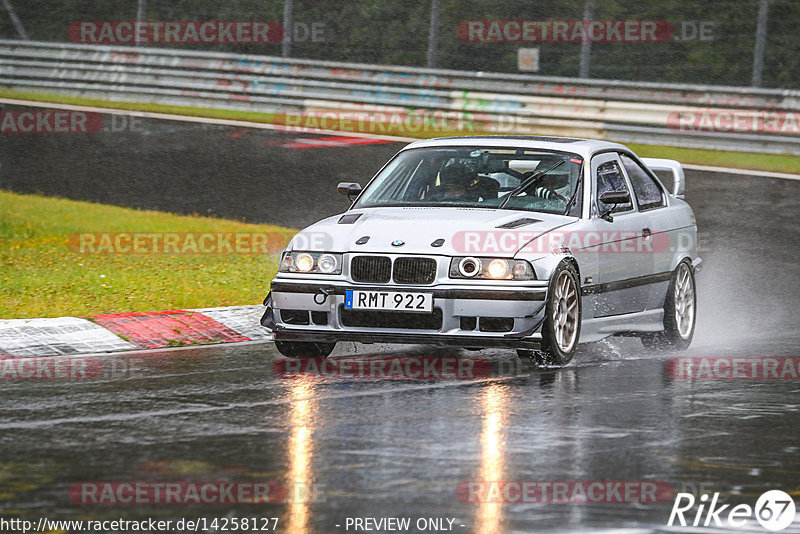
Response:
391,240,405,247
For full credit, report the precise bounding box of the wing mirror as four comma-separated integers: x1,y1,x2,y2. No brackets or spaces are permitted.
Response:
337,182,362,202
599,190,630,205
598,190,630,222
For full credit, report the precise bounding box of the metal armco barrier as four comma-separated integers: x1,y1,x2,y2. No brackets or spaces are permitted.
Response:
1,40,799,154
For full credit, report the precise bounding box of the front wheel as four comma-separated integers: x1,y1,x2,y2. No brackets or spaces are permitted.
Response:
641,260,696,351
518,261,581,367
274,340,336,358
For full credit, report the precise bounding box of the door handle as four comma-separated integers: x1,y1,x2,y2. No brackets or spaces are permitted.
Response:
642,228,652,238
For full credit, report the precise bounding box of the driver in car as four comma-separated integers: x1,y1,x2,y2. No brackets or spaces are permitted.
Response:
529,165,570,201
430,163,499,201
532,181,565,200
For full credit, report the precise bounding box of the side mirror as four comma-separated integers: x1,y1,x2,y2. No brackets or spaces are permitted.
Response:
598,190,630,205
598,190,630,222
337,182,362,200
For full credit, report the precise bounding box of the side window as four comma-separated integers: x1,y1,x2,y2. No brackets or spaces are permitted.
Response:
620,154,666,210
596,161,632,213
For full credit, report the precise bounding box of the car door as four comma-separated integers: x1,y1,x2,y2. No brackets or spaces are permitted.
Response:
618,152,677,310
588,152,654,317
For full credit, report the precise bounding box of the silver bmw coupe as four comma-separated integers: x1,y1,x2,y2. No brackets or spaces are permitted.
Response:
262,136,701,366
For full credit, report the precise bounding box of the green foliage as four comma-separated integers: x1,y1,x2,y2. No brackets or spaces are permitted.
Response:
0,190,294,318
2,0,798,87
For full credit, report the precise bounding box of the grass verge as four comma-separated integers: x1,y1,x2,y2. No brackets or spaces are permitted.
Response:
3,88,800,175
0,190,295,319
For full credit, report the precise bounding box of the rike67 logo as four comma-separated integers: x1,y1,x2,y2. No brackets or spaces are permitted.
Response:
669,490,796,531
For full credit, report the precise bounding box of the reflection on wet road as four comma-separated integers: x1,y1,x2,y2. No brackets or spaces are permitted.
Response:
476,384,505,534
2,337,799,533
286,381,314,534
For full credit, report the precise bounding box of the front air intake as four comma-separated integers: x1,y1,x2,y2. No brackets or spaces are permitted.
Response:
393,257,437,284
351,255,391,283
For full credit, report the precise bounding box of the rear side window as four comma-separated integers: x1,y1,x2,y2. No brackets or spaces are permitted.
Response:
596,161,632,213
620,154,666,210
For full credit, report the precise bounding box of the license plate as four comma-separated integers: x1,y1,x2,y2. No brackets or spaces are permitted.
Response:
345,290,433,313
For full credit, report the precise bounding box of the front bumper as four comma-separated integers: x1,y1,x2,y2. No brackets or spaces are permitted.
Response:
264,278,549,349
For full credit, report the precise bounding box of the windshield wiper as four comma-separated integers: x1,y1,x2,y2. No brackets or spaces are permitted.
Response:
562,167,583,216
498,159,566,209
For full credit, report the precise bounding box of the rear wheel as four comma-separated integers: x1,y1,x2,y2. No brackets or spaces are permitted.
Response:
517,262,581,367
274,340,336,358
641,260,696,351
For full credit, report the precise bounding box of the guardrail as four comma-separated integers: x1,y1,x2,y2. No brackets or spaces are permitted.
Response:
1,39,799,154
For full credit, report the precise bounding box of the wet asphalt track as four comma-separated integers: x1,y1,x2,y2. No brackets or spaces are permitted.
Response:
1,106,800,533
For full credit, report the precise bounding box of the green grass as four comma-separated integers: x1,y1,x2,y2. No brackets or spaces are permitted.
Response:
0,191,295,319
3,88,800,174
0,88,283,125
624,143,800,175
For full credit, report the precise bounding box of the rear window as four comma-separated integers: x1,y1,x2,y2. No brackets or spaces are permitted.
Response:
621,154,666,210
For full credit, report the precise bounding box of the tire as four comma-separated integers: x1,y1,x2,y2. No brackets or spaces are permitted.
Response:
274,340,336,358
641,260,696,351
517,261,581,367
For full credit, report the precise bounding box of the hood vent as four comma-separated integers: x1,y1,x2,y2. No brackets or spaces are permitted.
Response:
430,238,445,247
496,217,542,229
339,213,363,224
355,236,370,245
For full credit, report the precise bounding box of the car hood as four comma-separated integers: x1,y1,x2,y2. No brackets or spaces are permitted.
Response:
287,207,576,258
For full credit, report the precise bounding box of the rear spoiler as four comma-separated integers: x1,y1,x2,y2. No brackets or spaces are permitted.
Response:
641,158,685,199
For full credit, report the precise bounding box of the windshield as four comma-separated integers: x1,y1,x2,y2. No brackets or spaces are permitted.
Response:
354,146,583,216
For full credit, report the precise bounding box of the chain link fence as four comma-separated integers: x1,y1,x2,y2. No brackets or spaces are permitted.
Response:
1,0,798,88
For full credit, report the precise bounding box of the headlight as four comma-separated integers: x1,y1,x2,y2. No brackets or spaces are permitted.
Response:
317,254,338,274
279,254,295,271
487,259,509,279
449,257,534,280
458,257,481,277
279,252,342,275
295,253,314,272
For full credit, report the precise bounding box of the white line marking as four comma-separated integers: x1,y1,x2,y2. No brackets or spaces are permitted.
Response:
0,97,416,143
55,338,271,360
3,98,798,180
683,164,800,181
